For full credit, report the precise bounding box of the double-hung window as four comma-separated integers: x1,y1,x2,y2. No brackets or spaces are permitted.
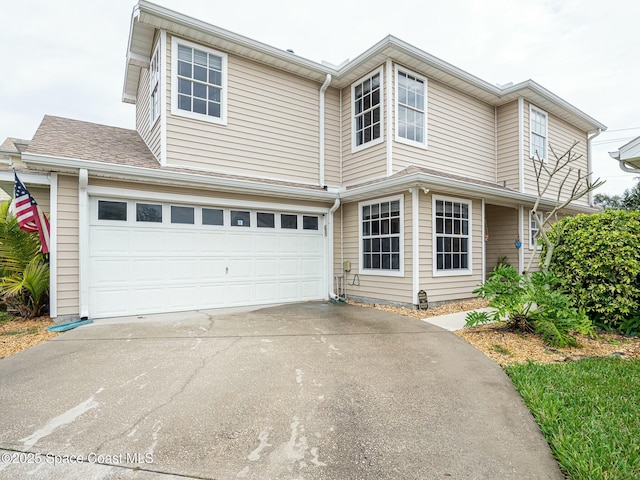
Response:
530,106,548,160
396,68,426,146
352,69,383,150
360,197,402,274
433,196,471,275
172,37,227,124
530,212,543,249
150,45,160,125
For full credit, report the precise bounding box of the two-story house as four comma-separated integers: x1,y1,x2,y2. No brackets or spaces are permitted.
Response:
0,1,606,320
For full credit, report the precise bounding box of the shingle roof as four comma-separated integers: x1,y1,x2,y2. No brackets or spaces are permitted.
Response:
26,115,159,168
0,137,30,153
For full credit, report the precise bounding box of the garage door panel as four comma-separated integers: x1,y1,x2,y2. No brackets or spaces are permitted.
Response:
90,228,129,255
132,259,166,283
90,259,130,286
255,282,277,302
200,284,227,306
228,283,254,304
279,281,300,301
301,258,322,275
278,236,299,253
167,231,198,254
90,289,131,317
301,236,323,253
167,258,200,281
255,235,277,253
199,232,227,253
255,259,277,278
129,230,165,255
302,280,323,298
172,286,200,309
200,259,227,280
228,234,253,253
228,259,253,279
278,258,299,276
132,287,168,312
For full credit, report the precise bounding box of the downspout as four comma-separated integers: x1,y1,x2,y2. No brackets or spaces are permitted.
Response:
386,59,393,176
518,97,524,192
587,128,602,206
49,173,58,318
319,74,332,187
328,198,341,300
78,169,89,319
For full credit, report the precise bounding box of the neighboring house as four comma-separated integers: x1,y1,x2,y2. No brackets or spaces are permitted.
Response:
0,1,606,320
610,135,640,173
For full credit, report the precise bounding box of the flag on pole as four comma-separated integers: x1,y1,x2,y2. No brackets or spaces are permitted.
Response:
12,172,50,254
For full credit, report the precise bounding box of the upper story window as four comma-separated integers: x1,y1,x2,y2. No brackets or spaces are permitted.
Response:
171,37,227,125
396,68,427,147
530,211,543,249
433,196,472,276
530,106,548,160
150,45,160,125
352,68,383,151
359,196,403,275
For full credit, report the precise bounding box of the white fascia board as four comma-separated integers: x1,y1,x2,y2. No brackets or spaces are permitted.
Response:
501,80,607,133
340,171,597,213
21,153,335,202
619,135,640,159
0,170,50,185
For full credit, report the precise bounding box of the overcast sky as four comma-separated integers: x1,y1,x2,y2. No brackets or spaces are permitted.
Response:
1,0,638,194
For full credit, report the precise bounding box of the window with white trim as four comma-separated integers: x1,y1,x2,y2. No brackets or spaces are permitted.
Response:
360,197,402,273
396,68,426,146
434,197,471,273
530,106,548,160
172,37,227,124
352,69,382,149
530,212,543,249
150,45,160,124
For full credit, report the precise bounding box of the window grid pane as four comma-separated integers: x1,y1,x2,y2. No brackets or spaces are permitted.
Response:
397,70,425,143
362,200,401,271
176,43,223,119
434,199,470,271
354,72,382,146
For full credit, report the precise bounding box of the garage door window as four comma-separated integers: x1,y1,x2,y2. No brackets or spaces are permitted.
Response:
171,206,194,224
281,214,297,229
98,200,127,221
136,203,162,223
202,208,223,226
257,212,275,228
303,215,319,230
231,210,250,227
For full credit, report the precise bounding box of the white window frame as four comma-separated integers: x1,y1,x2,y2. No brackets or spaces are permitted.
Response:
149,43,161,125
351,67,384,153
530,105,548,161
529,211,544,250
358,195,404,277
432,195,473,277
171,37,228,125
395,66,427,149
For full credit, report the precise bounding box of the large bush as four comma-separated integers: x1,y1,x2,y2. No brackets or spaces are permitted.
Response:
544,209,640,331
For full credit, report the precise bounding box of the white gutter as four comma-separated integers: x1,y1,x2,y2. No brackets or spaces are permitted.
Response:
587,128,602,205
21,153,335,202
319,74,331,187
327,198,341,300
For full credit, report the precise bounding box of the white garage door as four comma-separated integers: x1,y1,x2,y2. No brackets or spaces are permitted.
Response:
88,198,326,318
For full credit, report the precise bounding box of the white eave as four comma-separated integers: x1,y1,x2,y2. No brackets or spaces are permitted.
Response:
122,1,606,133
21,152,335,203
340,171,597,214
609,135,640,172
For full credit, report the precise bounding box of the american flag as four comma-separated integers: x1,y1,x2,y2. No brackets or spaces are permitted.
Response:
12,172,50,254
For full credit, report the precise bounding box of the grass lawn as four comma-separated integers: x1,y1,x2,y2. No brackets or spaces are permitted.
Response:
507,358,640,480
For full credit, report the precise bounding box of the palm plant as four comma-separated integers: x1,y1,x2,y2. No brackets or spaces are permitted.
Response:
0,201,49,317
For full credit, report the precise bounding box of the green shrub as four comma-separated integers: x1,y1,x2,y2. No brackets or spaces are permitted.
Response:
544,210,640,330
0,201,49,318
465,264,593,347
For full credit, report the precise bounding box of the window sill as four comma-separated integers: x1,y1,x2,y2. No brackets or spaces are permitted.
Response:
351,137,384,154
170,107,227,126
432,269,473,277
359,268,405,278
395,136,428,150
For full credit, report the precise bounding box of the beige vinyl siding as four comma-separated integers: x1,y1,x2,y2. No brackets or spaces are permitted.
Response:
394,78,496,183
135,34,161,161
523,102,590,206
339,193,413,305
341,72,387,186
485,204,518,276
29,186,50,213
324,87,341,187
87,178,331,210
419,193,483,303
165,35,320,185
496,101,520,190
57,175,79,317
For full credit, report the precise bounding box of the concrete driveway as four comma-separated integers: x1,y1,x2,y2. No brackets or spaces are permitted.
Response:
0,302,562,479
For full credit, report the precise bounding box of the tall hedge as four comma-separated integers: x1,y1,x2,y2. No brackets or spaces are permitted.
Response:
543,209,640,330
